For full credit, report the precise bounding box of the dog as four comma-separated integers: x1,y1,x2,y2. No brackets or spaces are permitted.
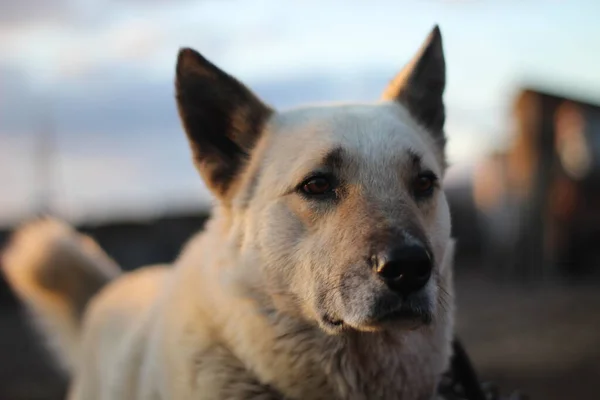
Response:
2,25,456,400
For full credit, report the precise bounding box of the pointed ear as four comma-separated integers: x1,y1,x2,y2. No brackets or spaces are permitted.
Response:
175,48,273,202
382,26,446,140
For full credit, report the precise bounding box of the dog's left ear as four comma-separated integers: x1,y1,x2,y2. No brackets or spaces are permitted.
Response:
175,48,273,203
382,25,446,139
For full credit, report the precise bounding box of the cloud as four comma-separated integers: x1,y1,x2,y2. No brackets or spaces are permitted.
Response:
0,0,200,28
0,0,75,28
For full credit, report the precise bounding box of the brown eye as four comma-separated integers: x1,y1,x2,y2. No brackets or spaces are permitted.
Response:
413,173,436,198
301,177,332,195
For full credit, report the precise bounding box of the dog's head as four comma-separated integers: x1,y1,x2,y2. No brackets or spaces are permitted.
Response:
176,26,453,334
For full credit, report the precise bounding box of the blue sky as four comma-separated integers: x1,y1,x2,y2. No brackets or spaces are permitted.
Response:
1,0,599,226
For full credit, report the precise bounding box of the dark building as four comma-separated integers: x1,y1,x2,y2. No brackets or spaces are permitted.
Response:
473,87,600,279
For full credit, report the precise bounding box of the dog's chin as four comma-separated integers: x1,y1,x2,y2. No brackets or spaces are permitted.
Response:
317,305,432,335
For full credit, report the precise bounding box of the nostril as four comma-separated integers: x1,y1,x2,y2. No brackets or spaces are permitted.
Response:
414,253,432,279
375,261,404,281
414,264,429,279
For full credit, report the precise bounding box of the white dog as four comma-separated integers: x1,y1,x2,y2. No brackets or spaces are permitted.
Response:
3,25,455,400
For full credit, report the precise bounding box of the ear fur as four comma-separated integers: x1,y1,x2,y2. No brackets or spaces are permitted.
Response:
175,48,273,202
382,25,446,144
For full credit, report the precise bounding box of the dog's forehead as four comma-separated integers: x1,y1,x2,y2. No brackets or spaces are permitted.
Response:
266,103,439,170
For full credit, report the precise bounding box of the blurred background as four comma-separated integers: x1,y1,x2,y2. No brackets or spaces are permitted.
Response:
1,0,600,399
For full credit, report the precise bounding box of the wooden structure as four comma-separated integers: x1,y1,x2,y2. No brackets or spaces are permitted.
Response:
474,87,600,279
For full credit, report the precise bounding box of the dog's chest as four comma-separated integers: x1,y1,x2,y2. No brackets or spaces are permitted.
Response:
267,329,438,400
327,341,437,400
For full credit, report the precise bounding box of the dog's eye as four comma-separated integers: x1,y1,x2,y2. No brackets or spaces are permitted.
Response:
300,176,333,196
413,172,437,198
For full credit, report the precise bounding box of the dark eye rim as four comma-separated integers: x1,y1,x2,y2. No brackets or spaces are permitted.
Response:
297,173,337,198
413,171,438,199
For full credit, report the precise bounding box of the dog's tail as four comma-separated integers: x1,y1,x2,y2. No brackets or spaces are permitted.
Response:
1,217,120,372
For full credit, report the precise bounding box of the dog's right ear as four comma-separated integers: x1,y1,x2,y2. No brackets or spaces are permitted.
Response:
381,26,446,143
175,48,273,203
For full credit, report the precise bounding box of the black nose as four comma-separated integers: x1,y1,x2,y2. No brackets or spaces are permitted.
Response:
374,243,433,295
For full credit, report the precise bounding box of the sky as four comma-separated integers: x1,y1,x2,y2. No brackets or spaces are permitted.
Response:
1,0,600,226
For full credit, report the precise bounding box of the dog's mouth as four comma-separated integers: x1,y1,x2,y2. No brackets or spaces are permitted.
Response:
319,304,432,334
319,313,346,333
372,305,433,326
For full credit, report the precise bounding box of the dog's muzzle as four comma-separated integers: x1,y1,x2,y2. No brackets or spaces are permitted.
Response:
318,240,435,334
